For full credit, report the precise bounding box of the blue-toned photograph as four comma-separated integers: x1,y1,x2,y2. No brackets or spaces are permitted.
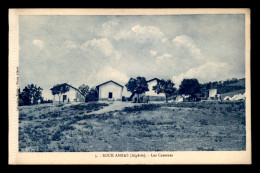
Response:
18,14,246,152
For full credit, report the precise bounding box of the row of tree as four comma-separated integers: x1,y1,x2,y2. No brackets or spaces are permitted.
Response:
124,77,243,103
78,84,98,102
19,77,242,106
18,78,201,105
200,78,244,96
124,77,201,103
18,84,52,106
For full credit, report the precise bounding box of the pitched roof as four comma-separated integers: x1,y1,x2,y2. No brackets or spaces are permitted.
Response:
147,78,161,83
96,80,124,88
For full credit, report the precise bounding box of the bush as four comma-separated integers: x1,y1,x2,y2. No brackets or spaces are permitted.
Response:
70,103,108,111
60,124,76,131
52,130,62,141
50,112,62,118
19,113,27,121
199,119,208,125
123,104,161,112
85,87,99,102
196,147,215,151
132,119,155,125
39,114,48,119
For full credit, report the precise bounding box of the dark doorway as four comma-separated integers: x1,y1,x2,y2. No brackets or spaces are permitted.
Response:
108,92,113,99
63,95,67,102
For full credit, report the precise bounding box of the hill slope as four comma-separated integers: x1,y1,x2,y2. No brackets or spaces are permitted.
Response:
201,78,245,98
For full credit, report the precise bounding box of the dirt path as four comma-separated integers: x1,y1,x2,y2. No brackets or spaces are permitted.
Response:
86,101,137,115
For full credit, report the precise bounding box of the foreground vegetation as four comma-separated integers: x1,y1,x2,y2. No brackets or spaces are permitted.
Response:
19,101,246,152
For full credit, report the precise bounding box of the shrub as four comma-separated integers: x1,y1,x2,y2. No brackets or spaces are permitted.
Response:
43,121,58,128
168,134,175,138
63,145,75,152
137,131,152,138
132,119,155,126
50,112,62,118
199,119,208,125
197,147,215,151
60,124,76,131
52,130,62,141
19,113,27,121
39,114,48,119
123,104,161,112
70,103,108,112
28,116,34,120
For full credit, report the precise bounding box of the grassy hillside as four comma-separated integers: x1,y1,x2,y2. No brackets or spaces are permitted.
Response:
220,78,245,97
19,101,246,152
201,78,245,97
228,78,245,87
220,89,245,98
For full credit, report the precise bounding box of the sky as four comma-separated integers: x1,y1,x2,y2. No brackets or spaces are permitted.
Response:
19,14,245,99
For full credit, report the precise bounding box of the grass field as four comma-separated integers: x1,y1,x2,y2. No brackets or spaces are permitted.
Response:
18,101,246,152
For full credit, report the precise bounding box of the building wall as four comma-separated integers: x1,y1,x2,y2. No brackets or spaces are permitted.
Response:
146,80,165,97
176,96,184,102
98,82,123,100
209,89,217,98
53,87,84,103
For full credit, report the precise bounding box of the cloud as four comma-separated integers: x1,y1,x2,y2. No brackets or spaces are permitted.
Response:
156,53,172,62
62,40,78,49
173,35,203,60
131,25,164,37
150,50,158,56
81,38,121,60
102,20,119,38
114,24,166,43
86,66,129,87
161,37,168,43
32,39,44,50
93,66,132,97
172,62,230,87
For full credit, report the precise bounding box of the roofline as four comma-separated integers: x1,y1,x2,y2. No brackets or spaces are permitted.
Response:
50,83,84,96
206,88,218,91
147,78,161,83
96,80,124,88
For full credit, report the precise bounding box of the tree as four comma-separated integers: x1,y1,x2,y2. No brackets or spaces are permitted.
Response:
78,84,90,102
19,86,31,105
153,79,176,103
50,83,70,104
18,88,25,106
179,78,201,101
18,84,43,106
86,87,99,102
125,77,149,103
27,84,43,104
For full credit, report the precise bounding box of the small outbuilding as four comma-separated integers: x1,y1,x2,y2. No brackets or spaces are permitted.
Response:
175,95,190,102
208,89,221,100
127,78,166,102
209,89,218,98
175,95,184,102
96,80,124,101
146,78,165,101
50,83,85,103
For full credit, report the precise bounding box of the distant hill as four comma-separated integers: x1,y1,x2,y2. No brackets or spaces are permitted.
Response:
201,78,245,97
228,78,245,87
219,89,245,99
219,78,245,98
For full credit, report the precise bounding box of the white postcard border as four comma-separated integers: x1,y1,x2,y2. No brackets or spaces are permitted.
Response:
8,8,251,165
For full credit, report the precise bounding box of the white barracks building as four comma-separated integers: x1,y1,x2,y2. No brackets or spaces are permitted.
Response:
96,80,124,101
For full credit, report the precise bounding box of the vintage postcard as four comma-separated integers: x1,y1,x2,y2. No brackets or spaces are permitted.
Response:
9,8,251,164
